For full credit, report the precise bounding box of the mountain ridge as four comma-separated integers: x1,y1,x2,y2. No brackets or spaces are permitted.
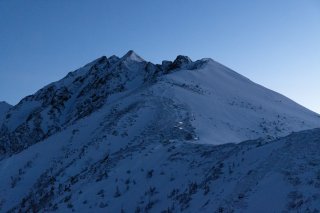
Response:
0,51,319,156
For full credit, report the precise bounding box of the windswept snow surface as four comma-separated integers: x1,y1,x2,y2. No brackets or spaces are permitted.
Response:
162,59,320,144
0,51,319,212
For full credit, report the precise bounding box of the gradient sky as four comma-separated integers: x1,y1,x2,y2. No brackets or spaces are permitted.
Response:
0,0,319,113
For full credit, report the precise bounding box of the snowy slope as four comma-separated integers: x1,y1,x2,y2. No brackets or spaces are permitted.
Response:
161,59,320,144
0,51,320,212
0,106,320,212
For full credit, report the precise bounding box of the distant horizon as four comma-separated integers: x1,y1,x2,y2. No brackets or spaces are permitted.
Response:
1,0,319,113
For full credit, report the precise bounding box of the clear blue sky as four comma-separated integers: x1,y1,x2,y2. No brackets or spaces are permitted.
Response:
0,0,319,113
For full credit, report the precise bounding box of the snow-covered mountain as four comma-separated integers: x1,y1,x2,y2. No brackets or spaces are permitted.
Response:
0,51,319,212
0,51,319,155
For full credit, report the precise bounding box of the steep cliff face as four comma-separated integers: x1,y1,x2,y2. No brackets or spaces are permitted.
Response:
0,52,158,154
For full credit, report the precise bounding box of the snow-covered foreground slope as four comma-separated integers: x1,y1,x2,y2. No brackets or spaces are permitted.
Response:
0,51,320,212
0,108,320,212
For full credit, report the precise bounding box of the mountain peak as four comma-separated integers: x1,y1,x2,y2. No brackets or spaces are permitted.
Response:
0,101,12,108
121,50,145,62
175,55,192,63
0,101,11,123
